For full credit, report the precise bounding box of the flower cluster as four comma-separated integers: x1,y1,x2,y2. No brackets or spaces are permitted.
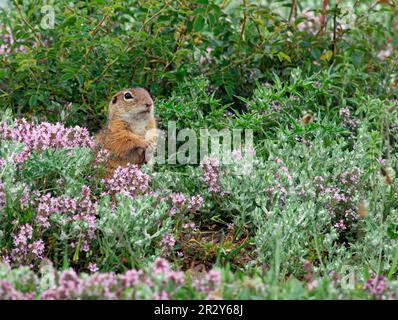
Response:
193,269,222,300
11,146,31,164
160,234,176,256
152,258,184,285
40,269,89,299
32,258,192,300
273,158,293,184
0,25,27,55
296,10,320,35
0,157,5,169
167,193,203,217
0,182,5,209
377,48,392,61
0,280,34,300
303,261,318,291
93,148,111,168
339,107,359,130
0,119,95,156
34,185,97,253
170,192,186,208
161,193,203,256
0,260,393,300
188,195,204,212
101,164,150,198
9,224,45,267
264,158,293,206
334,219,347,231
88,263,99,273
364,272,389,299
188,195,204,213
314,168,362,233
231,149,243,162
200,155,221,193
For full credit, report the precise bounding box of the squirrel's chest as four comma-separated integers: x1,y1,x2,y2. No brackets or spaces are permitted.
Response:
128,119,148,137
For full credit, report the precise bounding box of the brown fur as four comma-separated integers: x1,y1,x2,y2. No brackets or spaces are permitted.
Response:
95,88,157,176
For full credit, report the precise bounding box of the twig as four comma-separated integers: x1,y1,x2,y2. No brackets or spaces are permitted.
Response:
12,0,45,47
332,4,338,58
320,0,328,32
94,1,173,82
240,0,248,41
92,57,120,83
90,14,109,35
138,1,172,34
288,0,297,23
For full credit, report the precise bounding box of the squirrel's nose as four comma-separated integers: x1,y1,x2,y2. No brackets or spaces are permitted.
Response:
145,102,152,108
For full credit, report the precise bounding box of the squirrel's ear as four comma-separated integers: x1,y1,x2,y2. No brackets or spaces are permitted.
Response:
112,96,118,104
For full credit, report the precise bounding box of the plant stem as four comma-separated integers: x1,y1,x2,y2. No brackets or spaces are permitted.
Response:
288,0,297,23
332,4,338,59
13,0,45,47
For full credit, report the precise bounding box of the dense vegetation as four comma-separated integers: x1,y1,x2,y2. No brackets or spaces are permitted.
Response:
1,0,398,299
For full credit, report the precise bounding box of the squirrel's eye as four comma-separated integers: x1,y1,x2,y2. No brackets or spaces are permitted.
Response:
124,92,134,100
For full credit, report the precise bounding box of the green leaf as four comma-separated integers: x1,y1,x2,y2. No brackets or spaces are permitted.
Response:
193,8,206,15
73,238,81,262
387,223,398,239
194,15,205,32
29,94,37,107
61,69,77,82
62,14,77,27
62,243,69,270
277,51,291,63
320,50,333,62
388,245,398,279
208,13,216,27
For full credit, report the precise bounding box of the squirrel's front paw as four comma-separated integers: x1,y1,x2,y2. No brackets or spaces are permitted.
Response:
144,143,157,165
136,140,150,150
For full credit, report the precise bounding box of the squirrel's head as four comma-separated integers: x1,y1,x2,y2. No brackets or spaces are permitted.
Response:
108,87,154,121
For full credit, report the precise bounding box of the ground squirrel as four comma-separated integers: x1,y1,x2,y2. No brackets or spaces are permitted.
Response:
95,88,157,175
